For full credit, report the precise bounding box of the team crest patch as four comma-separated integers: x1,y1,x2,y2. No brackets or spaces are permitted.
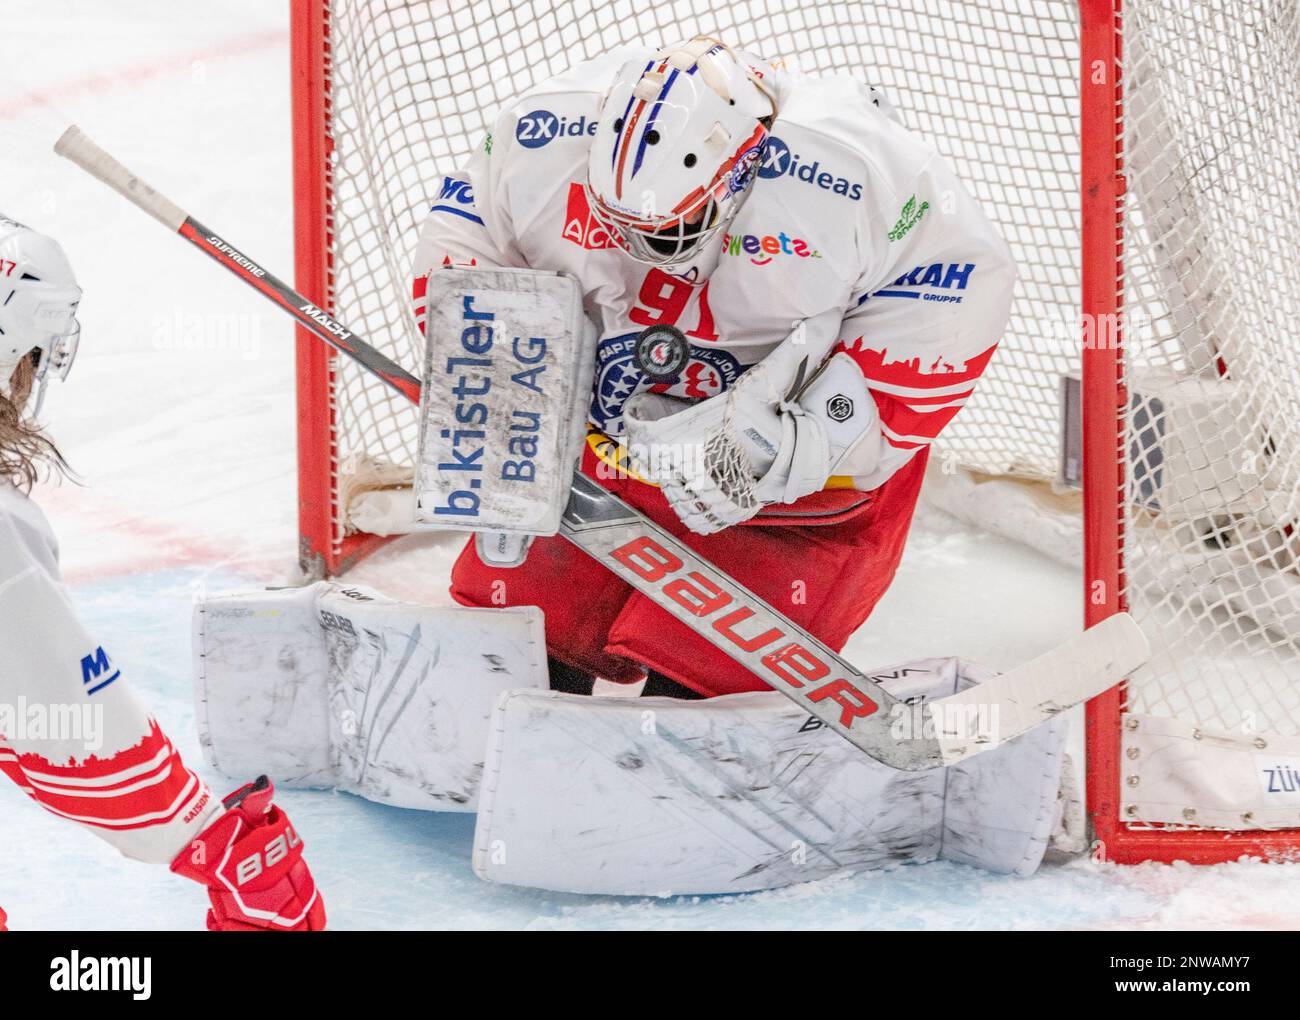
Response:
591,331,743,432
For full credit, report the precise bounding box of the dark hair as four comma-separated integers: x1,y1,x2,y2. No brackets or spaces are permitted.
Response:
0,357,70,491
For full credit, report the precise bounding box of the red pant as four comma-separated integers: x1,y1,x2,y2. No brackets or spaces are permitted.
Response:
450,447,929,697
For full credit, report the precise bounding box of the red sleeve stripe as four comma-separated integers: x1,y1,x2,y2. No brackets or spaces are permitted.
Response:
836,338,998,393
877,386,975,406
880,425,928,451
863,378,977,400
16,742,174,788
413,276,427,337
0,720,208,831
872,389,969,445
25,759,180,800
874,394,967,441
25,773,204,831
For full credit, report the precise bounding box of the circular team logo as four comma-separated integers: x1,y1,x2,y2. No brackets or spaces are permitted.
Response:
730,144,765,192
758,135,792,179
592,331,743,432
634,325,690,382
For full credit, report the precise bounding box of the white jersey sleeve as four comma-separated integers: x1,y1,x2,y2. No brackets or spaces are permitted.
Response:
836,145,1015,490
771,73,1017,491
0,482,216,863
409,50,633,333
0,481,59,578
411,125,523,275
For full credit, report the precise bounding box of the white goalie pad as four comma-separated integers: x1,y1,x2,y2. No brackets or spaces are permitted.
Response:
194,583,546,811
415,267,595,535
473,659,1069,895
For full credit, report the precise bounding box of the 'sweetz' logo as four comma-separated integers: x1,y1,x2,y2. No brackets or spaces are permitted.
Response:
80,646,120,695
722,230,821,265
888,195,930,241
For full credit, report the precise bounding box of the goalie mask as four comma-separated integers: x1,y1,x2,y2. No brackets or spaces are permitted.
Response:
0,216,82,416
586,37,778,268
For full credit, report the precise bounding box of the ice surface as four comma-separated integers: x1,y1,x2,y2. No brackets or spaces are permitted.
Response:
1,0,1297,930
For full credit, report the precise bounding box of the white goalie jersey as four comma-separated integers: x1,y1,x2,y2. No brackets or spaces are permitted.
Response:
412,47,1016,493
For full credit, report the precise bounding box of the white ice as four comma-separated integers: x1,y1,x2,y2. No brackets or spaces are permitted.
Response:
1,0,1298,930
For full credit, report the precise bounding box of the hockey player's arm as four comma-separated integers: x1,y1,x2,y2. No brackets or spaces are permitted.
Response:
411,111,528,334
413,103,527,272
411,116,537,567
624,158,1015,534
827,158,1017,491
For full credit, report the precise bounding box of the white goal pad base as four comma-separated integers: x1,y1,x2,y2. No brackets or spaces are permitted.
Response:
1123,713,1300,830
194,583,546,811
473,659,1069,895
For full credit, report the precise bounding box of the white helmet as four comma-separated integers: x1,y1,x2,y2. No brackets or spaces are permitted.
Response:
0,216,82,415
586,37,778,267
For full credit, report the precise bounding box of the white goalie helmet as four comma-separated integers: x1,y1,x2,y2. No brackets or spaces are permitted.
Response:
0,215,82,415
586,37,778,267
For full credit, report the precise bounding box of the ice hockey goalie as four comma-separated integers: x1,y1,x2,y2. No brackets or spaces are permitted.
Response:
412,36,1017,699
197,36,1070,895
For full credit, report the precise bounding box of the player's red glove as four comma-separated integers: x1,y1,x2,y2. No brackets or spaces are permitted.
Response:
170,775,326,931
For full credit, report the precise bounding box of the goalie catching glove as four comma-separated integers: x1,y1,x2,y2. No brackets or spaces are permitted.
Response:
624,328,879,534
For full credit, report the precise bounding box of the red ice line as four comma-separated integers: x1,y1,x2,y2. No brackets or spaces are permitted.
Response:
0,28,288,121
5,27,292,583
38,483,285,586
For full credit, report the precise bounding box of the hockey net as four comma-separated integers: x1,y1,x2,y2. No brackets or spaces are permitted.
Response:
291,0,1300,862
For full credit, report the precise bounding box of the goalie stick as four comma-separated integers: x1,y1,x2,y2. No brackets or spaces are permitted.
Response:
54,124,1149,771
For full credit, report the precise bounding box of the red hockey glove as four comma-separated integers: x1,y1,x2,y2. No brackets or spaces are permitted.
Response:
171,776,326,931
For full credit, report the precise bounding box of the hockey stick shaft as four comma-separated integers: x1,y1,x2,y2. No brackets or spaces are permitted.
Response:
54,124,1149,770
559,475,1149,768
52,127,420,404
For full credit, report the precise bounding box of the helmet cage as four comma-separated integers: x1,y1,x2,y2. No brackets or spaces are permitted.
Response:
0,276,82,415
30,316,80,416
585,134,767,267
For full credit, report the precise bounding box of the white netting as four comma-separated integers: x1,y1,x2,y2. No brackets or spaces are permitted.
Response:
311,1,1300,823
1120,0,1300,738
321,0,1082,507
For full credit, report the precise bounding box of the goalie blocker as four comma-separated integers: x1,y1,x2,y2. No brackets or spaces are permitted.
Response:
415,267,594,565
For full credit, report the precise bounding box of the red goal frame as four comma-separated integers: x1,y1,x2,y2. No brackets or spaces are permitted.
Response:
1080,0,1300,864
291,0,395,578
